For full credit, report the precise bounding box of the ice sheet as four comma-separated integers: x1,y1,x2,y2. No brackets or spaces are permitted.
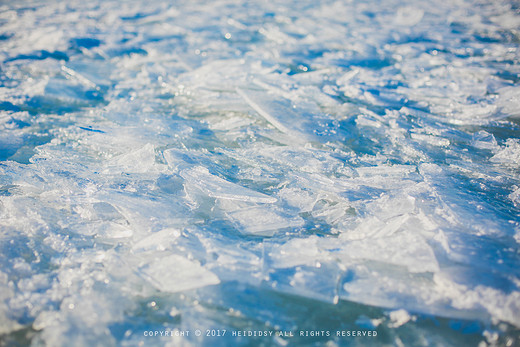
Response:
1,0,519,346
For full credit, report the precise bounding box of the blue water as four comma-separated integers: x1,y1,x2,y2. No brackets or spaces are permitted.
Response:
1,0,520,346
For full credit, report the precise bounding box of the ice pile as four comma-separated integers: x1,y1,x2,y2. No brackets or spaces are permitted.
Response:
1,0,520,345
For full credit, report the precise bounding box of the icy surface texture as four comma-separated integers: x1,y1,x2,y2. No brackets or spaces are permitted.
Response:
1,0,520,345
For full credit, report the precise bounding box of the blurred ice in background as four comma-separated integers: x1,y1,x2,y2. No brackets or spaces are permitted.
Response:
1,0,520,345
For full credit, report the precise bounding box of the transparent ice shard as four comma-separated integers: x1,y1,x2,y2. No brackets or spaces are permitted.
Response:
336,231,440,273
235,87,314,144
490,139,520,168
195,230,264,284
236,88,295,136
132,228,181,252
180,166,277,204
139,254,220,293
277,187,316,212
269,263,342,304
264,238,342,303
471,130,498,151
223,204,303,237
92,221,134,240
267,236,325,269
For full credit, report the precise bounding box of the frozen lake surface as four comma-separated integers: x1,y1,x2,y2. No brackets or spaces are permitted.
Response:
1,0,520,345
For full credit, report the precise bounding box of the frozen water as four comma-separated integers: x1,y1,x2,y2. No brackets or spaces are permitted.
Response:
139,254,220,293
1,0,520,346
